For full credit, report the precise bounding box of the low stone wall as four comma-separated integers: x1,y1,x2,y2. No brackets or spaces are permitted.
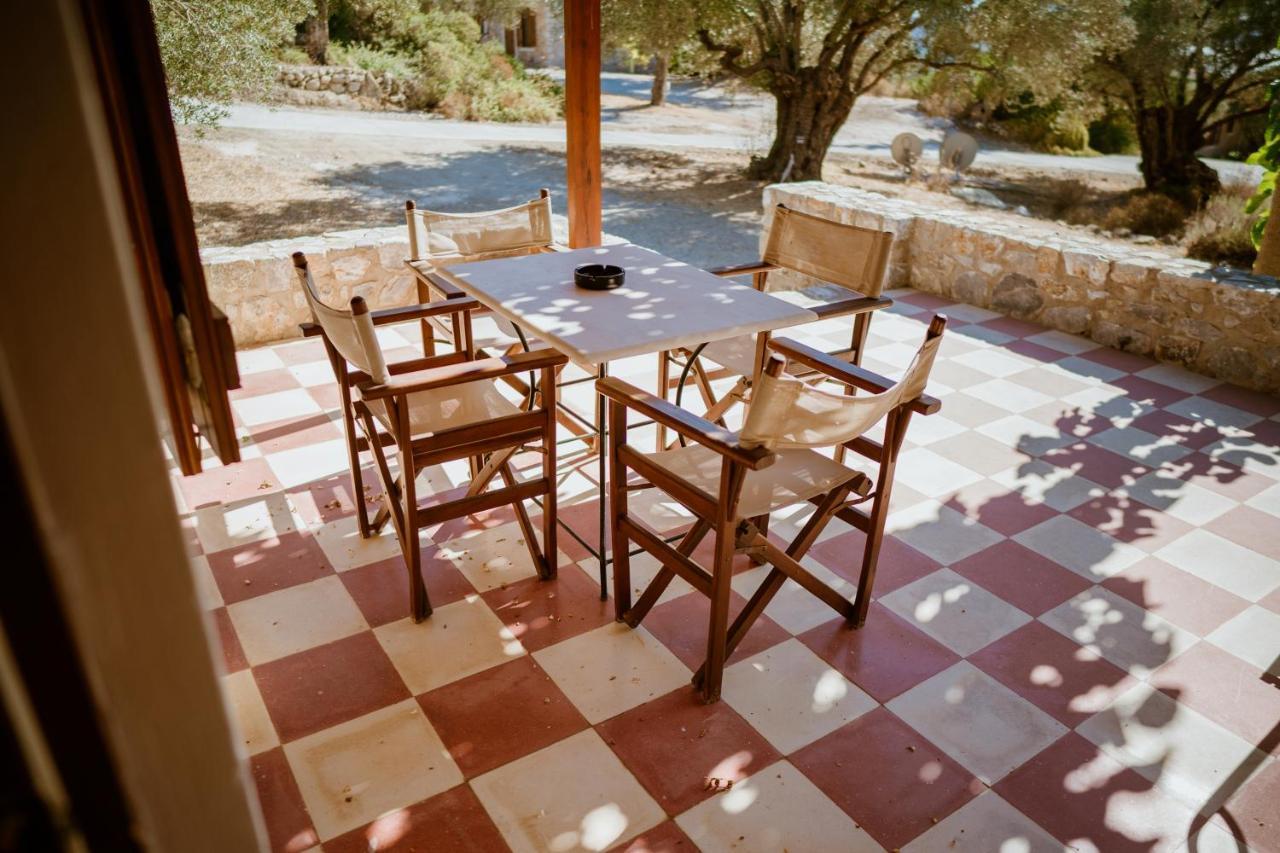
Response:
764,182,1280,393
275,64,416,107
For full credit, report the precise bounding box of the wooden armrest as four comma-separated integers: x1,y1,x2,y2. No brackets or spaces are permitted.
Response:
706,260,779,278
808,294,893,320
357,348,568,400
300,321,322,338
370,297,481,324
768,337,941,415
596,377,776,470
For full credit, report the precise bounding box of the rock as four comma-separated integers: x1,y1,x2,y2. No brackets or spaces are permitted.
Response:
1042,305,1091,334
991,273,1043,318
1131,235,1156,245
1093,321,1152,354
358,72,383,100
1155,337,1201,366
952,271,989,305
303,78,321,91
950,186,1007,209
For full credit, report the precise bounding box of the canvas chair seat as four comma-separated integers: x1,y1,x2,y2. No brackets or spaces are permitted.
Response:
647,443,862,520
369,381,521,438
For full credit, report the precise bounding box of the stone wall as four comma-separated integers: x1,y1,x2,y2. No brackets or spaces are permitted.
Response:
764,183,1280,393
274,64,416,107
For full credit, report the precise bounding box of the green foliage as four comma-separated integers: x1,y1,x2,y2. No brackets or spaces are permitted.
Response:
328,0,419,46
151,0,313,125
1245,71,1280,248
1101,192,1187,237
1088,111,1137,154
276,45,313,65
327,41,416,78
602,0,701,67
1186,183,1260,268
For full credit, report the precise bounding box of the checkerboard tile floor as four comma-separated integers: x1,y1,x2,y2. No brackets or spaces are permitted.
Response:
174,288,1280,853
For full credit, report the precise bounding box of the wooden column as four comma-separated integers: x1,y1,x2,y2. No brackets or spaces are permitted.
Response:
563,0,602,247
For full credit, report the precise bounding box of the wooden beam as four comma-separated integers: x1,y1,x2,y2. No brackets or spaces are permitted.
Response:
563,0,601,247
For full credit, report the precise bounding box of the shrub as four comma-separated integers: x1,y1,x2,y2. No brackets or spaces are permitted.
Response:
1185,183,1261,269
1045,178,1092,219
328,0,420,46
1101,193,1188,237
327,42,416,78
1088,111,1137,154
275,45,312,65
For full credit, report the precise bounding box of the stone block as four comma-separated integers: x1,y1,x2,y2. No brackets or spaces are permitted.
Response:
1042,305,1091,334
952,271,989,305
991,273,1043,318
1093,321,1153,355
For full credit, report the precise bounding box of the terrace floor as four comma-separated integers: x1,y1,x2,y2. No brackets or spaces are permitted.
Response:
174,289,1280,853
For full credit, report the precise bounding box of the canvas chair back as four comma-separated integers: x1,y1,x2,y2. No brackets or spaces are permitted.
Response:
405,195,554,262
292,254,388,384
740,330,940,451
762,205,892,298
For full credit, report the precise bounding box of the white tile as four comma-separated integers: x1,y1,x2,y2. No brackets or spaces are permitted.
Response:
731,561,858,636
265,438,350,489
903,790,1065,853
1200,433,1280,480
1122,470,1236,525
1155,529,1280,602
471,729,665,853
895,448,985,498
232,388,324,428
436,520,556,592
618,551,695,608
1038,586,1196,679
721,639,877,754
1013,516,1144,581
533,623,690,724
221,670,278,756
976,415,1074,457
375,597,524,694
1076,682,1270,813
945,303,1003,324
887,661,1067,784
1206,606,1280,676
1166,396,1261,431
193,491,304,554
1087,427,1192,467
905,413,969,446
190,554,223,610
1025,330,1096,355
285,700,462,841
952,348,1032,379
888,501,1004,565
288,360,338,388
227,576,367,665
963,380,1054,414
1134,363,1218,394
990,460,1103,513
881,568,1032,656
1056,357,1127,385
676,760,880,853
236,347,286,375
311,514,403,571
1245,481,1280,517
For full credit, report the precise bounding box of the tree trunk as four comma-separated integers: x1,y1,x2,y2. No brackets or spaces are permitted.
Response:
650,53,668,107
302,0,328,65
1133,104,1220,205
1255,193,1280,278
749,72,855,182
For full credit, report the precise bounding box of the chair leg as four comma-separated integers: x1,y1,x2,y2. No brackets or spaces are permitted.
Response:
607,399,630,619
747,514,769,566
656,351,671,450
501,463,552,580
621,519,710,628
420,318,436,357
701,519,736,703
542,386,559,585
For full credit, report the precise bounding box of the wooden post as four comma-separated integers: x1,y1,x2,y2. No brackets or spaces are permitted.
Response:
563,0,602,247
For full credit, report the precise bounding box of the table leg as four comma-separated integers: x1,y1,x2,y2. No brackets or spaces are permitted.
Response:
595,361,609,599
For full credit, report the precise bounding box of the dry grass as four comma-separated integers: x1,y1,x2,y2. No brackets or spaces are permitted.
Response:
1184,181,1259,269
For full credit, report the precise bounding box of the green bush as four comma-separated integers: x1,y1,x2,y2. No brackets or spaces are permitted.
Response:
275,45,312,65
1185,183,1261,268
1088,111,1137,154
327,42,416,78
328,0,420,46
1101,193,1188,237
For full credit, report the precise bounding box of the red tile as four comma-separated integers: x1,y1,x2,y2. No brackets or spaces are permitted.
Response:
792,707,982,849
1127,410,1223,451
1077,347,1155,374
480,562,612,652
642,590,789,672
273,339,328,366
177,457,283,510
980,316,1045,339
207,532,333,605
251,747,319,853
253,632,410,743
1206,505,1280,562
249,413,341,456
308,383,342,412
948,482,1059,537
1067,495,1193,553
1004,339,1073,364
1110,376,1190,409
969,622,1134,727
951,541,1091,616
323,783,508,853
284,471,372,528
810,530,940,595
1202,383,1280,418
1260,584,1280,616
609,820,696,853
1224,757,1280,853
690,528,788,577
1150,642,1280,756
597,687,780,815
420,484,518,544
1101,557,1249,636
342,551,474,628
798,604,959,703
900,291,954,310
213,607,248,673
1041,442,1149,490
230,368,303,401
417,656,588,778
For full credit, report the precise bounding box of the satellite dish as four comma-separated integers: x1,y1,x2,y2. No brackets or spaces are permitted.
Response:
940,131,978,173
891,132,923,173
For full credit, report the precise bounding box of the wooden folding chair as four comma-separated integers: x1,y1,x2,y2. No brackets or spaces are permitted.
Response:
293,252,566,621
659,204,895,456
602,316,946,702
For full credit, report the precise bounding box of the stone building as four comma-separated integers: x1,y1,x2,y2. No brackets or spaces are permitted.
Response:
482,3,564,68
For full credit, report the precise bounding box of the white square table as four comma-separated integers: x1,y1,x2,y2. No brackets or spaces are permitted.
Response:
427,243,818,593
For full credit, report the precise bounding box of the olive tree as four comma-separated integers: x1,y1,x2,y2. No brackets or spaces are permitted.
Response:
1090,0,1280,204
603,0,701,105
1248,56,1280,277
696,0,1127,182
151,0,313,125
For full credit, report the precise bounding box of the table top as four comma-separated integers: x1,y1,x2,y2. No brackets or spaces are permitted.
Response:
422,244,817,365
